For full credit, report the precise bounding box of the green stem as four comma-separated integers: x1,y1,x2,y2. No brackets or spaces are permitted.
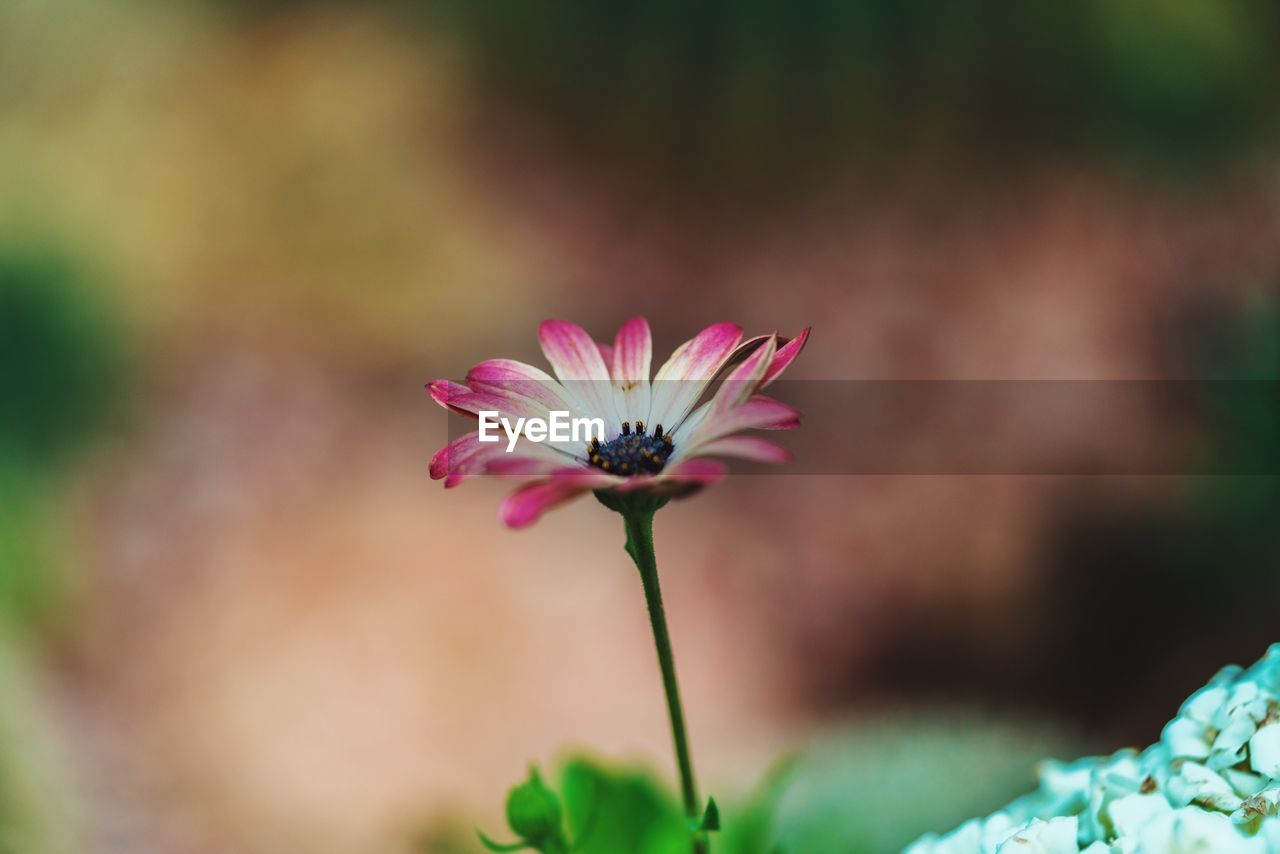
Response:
621,505,709,854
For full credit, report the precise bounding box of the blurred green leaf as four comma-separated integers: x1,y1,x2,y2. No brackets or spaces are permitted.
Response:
0,469,61,630
721,715,1071,854
428,717,1068,854
559,758,691,854
0,243,124,634
0,244,123,474
476,832,530,853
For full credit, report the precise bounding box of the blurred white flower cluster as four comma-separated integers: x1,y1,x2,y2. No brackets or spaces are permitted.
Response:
908,645,1280,853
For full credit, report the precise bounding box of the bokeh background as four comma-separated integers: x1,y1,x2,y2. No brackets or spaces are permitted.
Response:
2,0,1279,851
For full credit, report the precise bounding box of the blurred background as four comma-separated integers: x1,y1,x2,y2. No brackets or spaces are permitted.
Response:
2,0,1279,851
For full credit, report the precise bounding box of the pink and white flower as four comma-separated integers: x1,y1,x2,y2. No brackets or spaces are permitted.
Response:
427,318,810,528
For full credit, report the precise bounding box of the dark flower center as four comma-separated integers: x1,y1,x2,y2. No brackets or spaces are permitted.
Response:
586,420,673,476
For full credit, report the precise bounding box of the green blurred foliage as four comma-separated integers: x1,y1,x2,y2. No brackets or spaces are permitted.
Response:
0,246,122,476
559,758,691,854
1183,295,1280,580
504,767,568,850
480,766,574,853
723,715,1069,854
427,0,1280,197
0,470,61,631
147,0,1280,202
1017,293,1280,741
0,244,119,850
0,244,122,631
429,716,1067,853
470,759,693,854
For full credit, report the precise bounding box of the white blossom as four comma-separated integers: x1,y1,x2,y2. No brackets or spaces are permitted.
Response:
906,645,1280,853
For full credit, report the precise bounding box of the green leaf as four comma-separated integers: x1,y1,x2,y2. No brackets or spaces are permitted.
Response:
698,798,720,832
0,245,125,473
721,715,1072,854
559,757,688,854
477,831,531,852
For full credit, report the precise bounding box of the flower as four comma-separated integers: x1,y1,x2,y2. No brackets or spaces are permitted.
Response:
907,644,1280,853
427,317,809,527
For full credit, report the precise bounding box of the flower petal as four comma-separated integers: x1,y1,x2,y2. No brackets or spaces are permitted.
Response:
676,394,802,455
485,449,579,478
429,432,484,481
608,458,727,496
539,320,618,427
539,319,612,382
726,328,810,387
430,432,506,487
500,470,616,529
762,327,810,386
692,435,791,463
426,380,476,417
430,432,566,487
611,316,652,423
711,335,776,414
662,458,728,486
444,388,560,423
466,359,586,419
611,316,652,383
725,334,773,365
649,322,743,432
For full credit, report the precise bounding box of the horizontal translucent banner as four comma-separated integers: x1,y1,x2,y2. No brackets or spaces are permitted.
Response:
433,380,1280,475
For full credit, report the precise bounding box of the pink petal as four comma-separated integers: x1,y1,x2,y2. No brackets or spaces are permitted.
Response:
711,335,776,414
426,380,476,418
763,327,810,386
466,359,585,418
725,327,811,387
500,469,616,529
442,389,535,420
431,431,572,487
539,320,618,425
596,341,614,366
466,358,556,385
717,394,801,430
608,458,726,496
725,334,773,366
690,435,791,464
610,474,663,493
431,375,579,426
430,432,480,479
662,458,729,486
653,322,743,383
611,316,652,384
649,322,743,432
485,452,579,477
678,394,802,451
442,388,572,426
429,432,504,487
611,316,652,422
539,320,612,382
